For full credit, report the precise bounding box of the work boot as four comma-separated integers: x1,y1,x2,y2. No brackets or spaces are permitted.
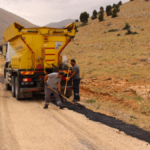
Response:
59,105,66,109
43,104,48,109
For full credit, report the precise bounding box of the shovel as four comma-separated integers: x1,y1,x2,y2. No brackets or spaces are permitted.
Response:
46,85,84,108
64,66,70,95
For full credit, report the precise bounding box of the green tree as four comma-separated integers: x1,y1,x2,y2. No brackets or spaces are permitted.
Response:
118,1,122,6
100,6,104,11
92,10,98,20
112,8,118,18
113,4,116,8
80,12,89,24
75,25,78,32
93,10,98,17
75,19,79,22
99,7,104,21
115,4,120,12
106,5,112,16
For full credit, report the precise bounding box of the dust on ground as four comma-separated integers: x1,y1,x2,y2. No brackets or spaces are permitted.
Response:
0,82,150,150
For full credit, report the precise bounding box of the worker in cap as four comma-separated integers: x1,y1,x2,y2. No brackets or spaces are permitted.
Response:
44,72,66,109
66,59,80,102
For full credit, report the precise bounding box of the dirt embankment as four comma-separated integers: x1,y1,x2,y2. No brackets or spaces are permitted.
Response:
80,77,150,114
62,0,150,117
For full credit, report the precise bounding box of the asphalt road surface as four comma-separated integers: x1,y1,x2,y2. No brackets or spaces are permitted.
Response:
0,77,150,150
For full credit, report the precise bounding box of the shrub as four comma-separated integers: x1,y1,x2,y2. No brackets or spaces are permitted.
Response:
91,16,95,20
80,12,89,23
75,19,79,22
123,23,131,30
125,29,133,35
117,34,121,36
75,25,78,32
132,32,138,34
106,5,112,16
108,29,119,32
141,28,144,31
78,23,88,27
86,99,96,104
92,16,97,20
125,29,138,35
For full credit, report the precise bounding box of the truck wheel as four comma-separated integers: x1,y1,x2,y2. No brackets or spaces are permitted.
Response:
4,78,11,90
15,77,21,100
11,76,16,97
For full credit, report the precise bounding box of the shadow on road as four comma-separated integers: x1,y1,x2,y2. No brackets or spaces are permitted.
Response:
64,101,150,143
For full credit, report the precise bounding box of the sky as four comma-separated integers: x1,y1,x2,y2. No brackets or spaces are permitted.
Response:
0,0,129,26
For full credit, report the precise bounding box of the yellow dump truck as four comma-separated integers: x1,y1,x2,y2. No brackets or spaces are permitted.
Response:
3,22,75,100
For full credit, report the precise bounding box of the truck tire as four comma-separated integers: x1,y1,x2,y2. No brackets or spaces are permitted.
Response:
4,78,11,90
4,62,9,69
15,77,21,100
4,62,11,91
11,76,16,97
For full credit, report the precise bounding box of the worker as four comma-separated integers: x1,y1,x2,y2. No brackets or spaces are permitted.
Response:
43,72,66,109
67,59,80,102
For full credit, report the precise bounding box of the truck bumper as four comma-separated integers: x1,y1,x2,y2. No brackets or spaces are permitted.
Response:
20,87,44,92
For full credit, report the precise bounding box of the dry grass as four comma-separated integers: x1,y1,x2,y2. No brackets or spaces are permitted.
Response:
80,88,150,132
63,0,150,82
62,0,150,126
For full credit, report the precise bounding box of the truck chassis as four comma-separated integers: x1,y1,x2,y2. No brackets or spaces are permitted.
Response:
4,63,73,100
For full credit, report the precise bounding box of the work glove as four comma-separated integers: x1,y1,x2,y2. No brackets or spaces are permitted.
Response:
66,77,70,82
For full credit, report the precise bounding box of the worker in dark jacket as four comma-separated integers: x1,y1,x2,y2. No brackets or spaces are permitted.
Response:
44,72,65,109
67,59,80,102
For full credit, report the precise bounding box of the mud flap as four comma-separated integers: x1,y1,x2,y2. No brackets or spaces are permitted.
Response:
19,91,33,99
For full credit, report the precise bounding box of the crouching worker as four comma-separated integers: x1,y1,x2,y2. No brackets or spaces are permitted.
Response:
43,72,66,109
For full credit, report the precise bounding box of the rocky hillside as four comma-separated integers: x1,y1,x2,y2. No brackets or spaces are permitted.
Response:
0,8,34,43
62,0,150,114
64,0,150,82
46,19,75,28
